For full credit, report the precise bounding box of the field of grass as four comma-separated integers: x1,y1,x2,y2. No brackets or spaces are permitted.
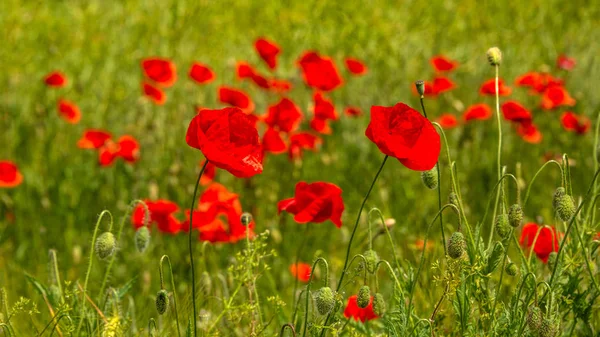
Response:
1,0,600,336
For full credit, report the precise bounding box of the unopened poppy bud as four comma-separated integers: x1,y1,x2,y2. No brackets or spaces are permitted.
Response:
240,212,253,226
448,192,460,209
135,226,150,253
539,318,559,337
487,47,502,66
505,262,518,276
447,232,466,259
363,250,379,274
357,286,371,308
315,287,335,315
553,188,575,221
526,306,543,332
95,232,116,260
373,293,386,316
421,166,438,190
156,289,169,315
508,204,523,228
415,80,425,96
552,187,566,209
495,214,510,239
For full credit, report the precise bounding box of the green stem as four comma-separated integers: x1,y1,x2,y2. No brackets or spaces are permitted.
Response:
279,323,296,337
489,228,514,334
523,160,563,207
302,258,329,337
160,255,182,337
368,208,403,276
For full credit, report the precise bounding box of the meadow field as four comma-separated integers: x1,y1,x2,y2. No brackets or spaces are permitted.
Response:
1,0,600,336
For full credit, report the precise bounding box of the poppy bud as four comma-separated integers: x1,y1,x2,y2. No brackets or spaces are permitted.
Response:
447,232,466,259
421,166,438,190
415,80,425,97
363,250,379,274
486,47,502,66
552,187,566,209
156,289,169,315
240,212,253,226
553,188,575,221
448,192,460,209
357,286,371,309
526,306,543,332
134,226,150,253
485,241,504,274
495,214,510,239
539,318,559,337
508,204,523,228
505,262,518,276
373,293,386,316
315,287,335,315
95,232,117,260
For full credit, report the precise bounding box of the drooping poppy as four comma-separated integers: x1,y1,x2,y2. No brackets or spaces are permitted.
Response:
298,51,343,92
520,222,560,263
77,129,112,149
142,82,167,105
432,76,456,94
189,62,215,84
132,199,182,234
463,103,492,122
343,295,378,322
44,71,67,87
557,54,576,71
289,262,311,282
430,55,459,72
141,57,177,87
437,113,459,129
479,79,512,96
344,58,368,75
255,37,281,70
217,86,255,113
186,107,263,178
366,103,440,171
278,181,344,228
561,112,591,135
501,101,532,124
0,161,23,188
517,121,543,144
344,106,362,117
541,86,576,110
57,99,81,124
288,132,321,160
262,127,288,154
264,98,303,133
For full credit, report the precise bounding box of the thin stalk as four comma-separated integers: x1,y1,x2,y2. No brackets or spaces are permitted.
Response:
160,255,182,337
279,323,296,337
302,258,329,337
523,160,563,207
489,228,514,333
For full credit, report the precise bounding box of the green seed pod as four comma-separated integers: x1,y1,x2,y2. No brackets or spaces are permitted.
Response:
372,293,386,316
415,80,425,96
95,232,117,260
547,251,558,270
240,212,253,226
505,262,518,276
155,289,169,315
539,318,559,337
421,166,438,190
363,250,379,274
447,232,466,259
495,214,511,239
315,287,335,315
134,226,151,253
357,286,371,309
508,204,523,228
485,241,504,274
526,306,543,332
554,191,576,222
487,47,502,66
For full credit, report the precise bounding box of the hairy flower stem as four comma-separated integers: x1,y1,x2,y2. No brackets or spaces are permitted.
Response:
160,255,182,337
188,160,209,337
303,258,329,337
489,228,514,333
489,65,503,248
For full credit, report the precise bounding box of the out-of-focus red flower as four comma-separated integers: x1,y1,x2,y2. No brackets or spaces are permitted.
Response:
520,222,560,263
189,62,215,84
289,262,311,282
437,113,459,129
344,58,368,75
310,92,338,134
77,129,112,149
141,57,177,87
98,140,120,167
366,103,440,171
344,106,362,117
561,112,590,134
430,55,459,72
116,136,140,163
515,72,565,95
44,71,67,87
278,181,344,227
132,199,181,234
57,99,81,124
255,37,281,70
515,72,542,88
218,86,255,113
0,161,23,188
298,51,343,92
541,86,576,110
557,54,576,71
236,62,270,89
463,103,492,122
479,78,512,96
262,127,288,154
344,295,378,322
186,107,263,178
269,79,293,93
501,101,532,124
517,121,543,144
142,82,167,105
264,98,303,133
288,132,321,160
432,76,456,94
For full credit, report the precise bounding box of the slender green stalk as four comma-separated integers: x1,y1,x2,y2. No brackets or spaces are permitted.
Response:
48,249,63,302
302,258,329,337
160,255,182,337
523,160,563,207
279,323,296,337
489,228,514,334
592,111,600,225
369,208,403,276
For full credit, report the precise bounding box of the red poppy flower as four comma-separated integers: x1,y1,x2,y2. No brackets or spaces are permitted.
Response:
57,99,81,124
310,92,338,134
116,135,140,163
269,79,293,93
463,103,492,122
561,112,590,134
298,51,343,92
515,72,542,88
142,82,167,105
432,76,456,94
186,107,263,178
262,127,288,154
141,57,177,87
520,223,560,263
278,181,344,227
557,54,576,71
344,58,368,75
77,129,112,149
289,262,311,282
264,98,303,133
517,121,543,144
44,71,67,87
430,55,459,72
189,62,215,84
0,161,23,188
345,106,362,117
255,37,281,70
288,132,321,160
200,159,217,185
218,86,255,113
501,101,532,123
344,295,378,322
236,62,270,89
132,199,182,234
98,140,120,167
479,79,512,96
541,86,576,110
515,72,564,95
366,103,440,171
437,113,459,129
